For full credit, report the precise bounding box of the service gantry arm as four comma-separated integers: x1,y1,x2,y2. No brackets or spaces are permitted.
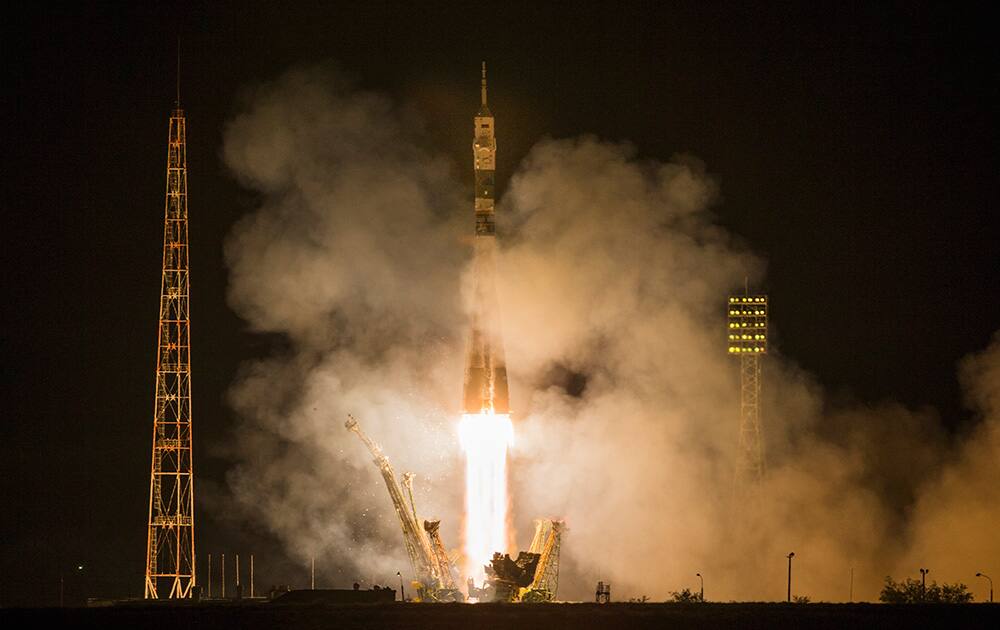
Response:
528,518,553,554
423,519,458,591
529,520,564,598
400,472,459,591
345,415,437,587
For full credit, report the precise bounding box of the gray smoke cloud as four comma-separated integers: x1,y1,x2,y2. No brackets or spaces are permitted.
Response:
219,66,1000,601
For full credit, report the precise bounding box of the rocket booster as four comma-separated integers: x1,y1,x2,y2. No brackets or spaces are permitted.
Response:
463,63,510,415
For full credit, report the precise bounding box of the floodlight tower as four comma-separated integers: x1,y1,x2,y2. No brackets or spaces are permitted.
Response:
727,293,768,493
144,94,196,599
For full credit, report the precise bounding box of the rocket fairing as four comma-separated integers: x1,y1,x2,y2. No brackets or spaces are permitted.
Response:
473,63,497,237
463,63,510,415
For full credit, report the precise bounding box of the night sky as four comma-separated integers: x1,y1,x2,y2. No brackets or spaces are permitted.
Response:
3,2,997,607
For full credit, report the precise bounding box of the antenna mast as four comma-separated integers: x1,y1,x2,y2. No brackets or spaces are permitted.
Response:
176,37,181,106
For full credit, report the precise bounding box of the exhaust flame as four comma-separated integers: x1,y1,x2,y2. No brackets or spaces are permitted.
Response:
459,411,514,584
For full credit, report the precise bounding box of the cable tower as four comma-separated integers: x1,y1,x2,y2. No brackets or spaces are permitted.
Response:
726,292,768,495
144,97,196,599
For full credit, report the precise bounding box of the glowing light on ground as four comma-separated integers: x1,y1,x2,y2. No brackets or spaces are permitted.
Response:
459,411,514,585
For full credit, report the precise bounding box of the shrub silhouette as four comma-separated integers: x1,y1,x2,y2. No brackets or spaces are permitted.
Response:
879,576,973,603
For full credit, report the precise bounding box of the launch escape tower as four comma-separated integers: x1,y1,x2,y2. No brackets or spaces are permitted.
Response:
463,62,510,415
144,95,196,599
727,293,768,493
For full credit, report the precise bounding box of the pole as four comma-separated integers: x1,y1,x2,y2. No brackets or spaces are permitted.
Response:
787,552,795,602
208,554,212,598
311,557,315,589
976,573,992,603
920,568,928,601
696,573,703,601
221,553,226,599
236,554,240,588
397,571,405,602
250,554,254,598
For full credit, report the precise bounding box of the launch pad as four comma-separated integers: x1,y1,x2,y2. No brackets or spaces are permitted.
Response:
345,414,562,603
339,65,564,604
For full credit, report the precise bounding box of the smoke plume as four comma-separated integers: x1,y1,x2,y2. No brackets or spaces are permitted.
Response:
219,66,999,601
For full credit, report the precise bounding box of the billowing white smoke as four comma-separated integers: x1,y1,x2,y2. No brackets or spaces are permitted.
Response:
220,67,469,582
895,334,1000,584
220,66,1000,601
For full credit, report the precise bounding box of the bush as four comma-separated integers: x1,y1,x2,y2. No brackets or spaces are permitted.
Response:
879,576,973,603
669,588,704,603
792,595,811,604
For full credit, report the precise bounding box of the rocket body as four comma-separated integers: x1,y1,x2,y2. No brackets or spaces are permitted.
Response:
460,65,514,586
463,66,510,415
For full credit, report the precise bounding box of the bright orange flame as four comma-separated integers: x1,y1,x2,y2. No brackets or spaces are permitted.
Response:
459,411,514,585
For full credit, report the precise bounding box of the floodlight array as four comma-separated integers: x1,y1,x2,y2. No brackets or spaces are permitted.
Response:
727,295,767,354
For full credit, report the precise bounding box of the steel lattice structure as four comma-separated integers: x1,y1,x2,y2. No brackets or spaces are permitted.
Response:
144,103,196,599
728,295,767,492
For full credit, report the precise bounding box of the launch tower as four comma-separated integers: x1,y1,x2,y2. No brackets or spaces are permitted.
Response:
727,294,768,493
144,95,196,599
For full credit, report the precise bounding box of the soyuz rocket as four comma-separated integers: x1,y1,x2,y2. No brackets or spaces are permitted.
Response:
463,63,510,415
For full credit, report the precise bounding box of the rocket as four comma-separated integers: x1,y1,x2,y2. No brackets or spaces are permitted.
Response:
463,63,510,415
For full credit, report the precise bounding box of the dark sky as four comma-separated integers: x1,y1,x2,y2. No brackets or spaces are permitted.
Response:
2,1,997,607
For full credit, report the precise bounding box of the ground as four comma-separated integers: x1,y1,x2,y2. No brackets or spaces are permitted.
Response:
2,602,998,629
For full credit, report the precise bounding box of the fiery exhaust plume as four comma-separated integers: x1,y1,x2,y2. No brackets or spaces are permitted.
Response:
459,411,514,583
